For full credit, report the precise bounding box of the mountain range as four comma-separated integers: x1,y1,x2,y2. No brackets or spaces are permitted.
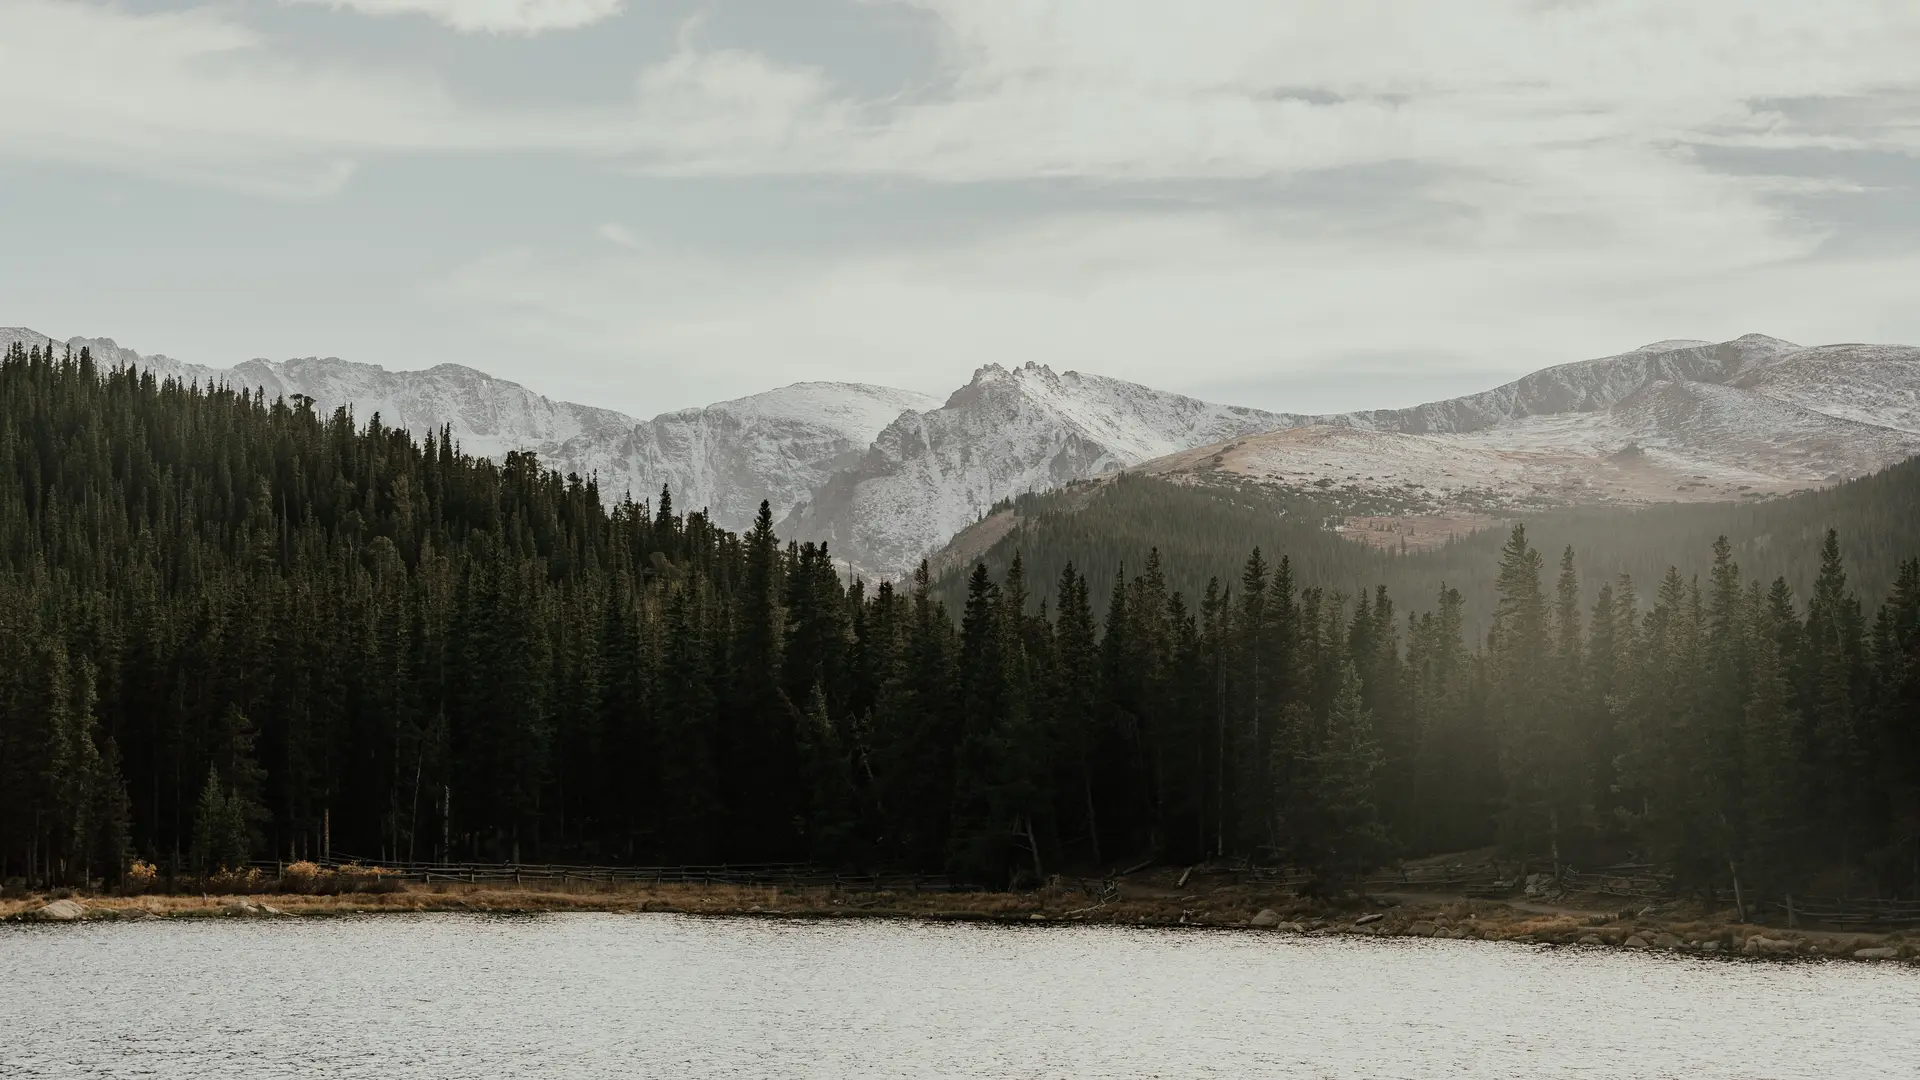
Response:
1139,335,1920,523
5,326,1917,577
0,328,935,535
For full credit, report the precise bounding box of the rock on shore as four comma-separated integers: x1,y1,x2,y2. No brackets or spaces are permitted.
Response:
30,899,86,922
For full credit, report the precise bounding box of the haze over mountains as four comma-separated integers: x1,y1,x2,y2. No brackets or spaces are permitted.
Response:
6,327,1917,576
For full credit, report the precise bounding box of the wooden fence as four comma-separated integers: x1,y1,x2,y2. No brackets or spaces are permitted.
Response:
1751,894,1920,929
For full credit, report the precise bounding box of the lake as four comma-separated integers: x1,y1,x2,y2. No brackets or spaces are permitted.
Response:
3,914,1915,1078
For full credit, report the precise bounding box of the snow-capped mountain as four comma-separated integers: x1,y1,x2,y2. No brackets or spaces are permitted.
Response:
609,382,940,531
779,362,1296,574
11,326,1918,577
1137,336,1920,518
0,329,936,533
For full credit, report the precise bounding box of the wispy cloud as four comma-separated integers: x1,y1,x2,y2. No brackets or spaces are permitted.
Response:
284,0,625,35
11,1,1920,189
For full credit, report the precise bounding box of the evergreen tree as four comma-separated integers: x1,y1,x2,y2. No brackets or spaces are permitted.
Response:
190,766,248,875
90,737,134,886
1486,527,1554,861
796,684,857,865
1288,662,1392,889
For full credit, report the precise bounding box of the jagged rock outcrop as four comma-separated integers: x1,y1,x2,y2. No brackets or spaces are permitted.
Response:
780,362,1293,574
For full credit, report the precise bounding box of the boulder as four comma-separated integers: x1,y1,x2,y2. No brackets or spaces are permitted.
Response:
1653,933,1682,949
1854,947,1900,961
1699,940,1723,953
1250,908,1281,928
33,899,86,922
1743,935,1798,956
1354,912,1385,925
1406,921,1437,937
1577,934,1603,946
1624,934,1651,949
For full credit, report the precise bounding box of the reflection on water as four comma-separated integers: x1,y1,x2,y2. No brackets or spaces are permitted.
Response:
3,913,1916,1078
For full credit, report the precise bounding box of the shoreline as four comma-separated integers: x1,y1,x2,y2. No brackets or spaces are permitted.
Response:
5,882,1915,963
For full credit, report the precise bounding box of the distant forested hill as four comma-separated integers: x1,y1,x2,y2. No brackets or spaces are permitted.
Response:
931,463,1920,634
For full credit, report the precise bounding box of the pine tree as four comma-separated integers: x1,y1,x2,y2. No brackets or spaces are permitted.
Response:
1741,582,1804,898
42,649,103,885
214,704,270,854
729,500,794,858
1051,564,1102,864
1487,526,1553,861
796,684,857,865
1232,549,1273,857
1804,529,1867,886
949,562,1008,881
91,737,134,887
191,766,232,875
1289,662,1392,889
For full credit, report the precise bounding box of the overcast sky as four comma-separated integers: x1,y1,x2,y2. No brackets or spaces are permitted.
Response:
5,1,1920,418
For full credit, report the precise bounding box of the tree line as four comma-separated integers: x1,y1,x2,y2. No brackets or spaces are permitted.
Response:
933,464,1920,643
1,342,1915,902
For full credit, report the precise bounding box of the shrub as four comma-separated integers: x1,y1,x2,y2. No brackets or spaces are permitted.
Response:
207,867,270,894
124,860,158,895
281,861,322,894
276,861,401,895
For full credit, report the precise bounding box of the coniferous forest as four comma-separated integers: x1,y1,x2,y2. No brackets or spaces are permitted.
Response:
3,342,1918,903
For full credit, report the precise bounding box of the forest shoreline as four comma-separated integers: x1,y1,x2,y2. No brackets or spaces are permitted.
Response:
6,882,1916,964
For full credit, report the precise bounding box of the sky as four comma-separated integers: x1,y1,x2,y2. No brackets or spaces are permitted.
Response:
5,1,1920,419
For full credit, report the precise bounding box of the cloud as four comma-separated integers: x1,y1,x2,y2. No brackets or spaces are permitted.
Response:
0,1,468,192
621,42,856,170
431,198,1909,412
284,0,624,34
13,0,1920,413
12,1,1920,192
596,222,639,247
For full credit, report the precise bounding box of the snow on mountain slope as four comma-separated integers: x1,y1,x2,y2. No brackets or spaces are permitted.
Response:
607,382,940,531
1335,334,1799,434
1730,343,1920,434
0,329,935,532
1137,339,1920,519
780,361,1293,574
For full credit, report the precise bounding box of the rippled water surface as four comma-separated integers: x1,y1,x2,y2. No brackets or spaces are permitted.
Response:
4,914,1917,1078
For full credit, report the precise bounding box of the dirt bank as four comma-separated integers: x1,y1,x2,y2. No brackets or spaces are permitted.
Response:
5,879,1916,964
